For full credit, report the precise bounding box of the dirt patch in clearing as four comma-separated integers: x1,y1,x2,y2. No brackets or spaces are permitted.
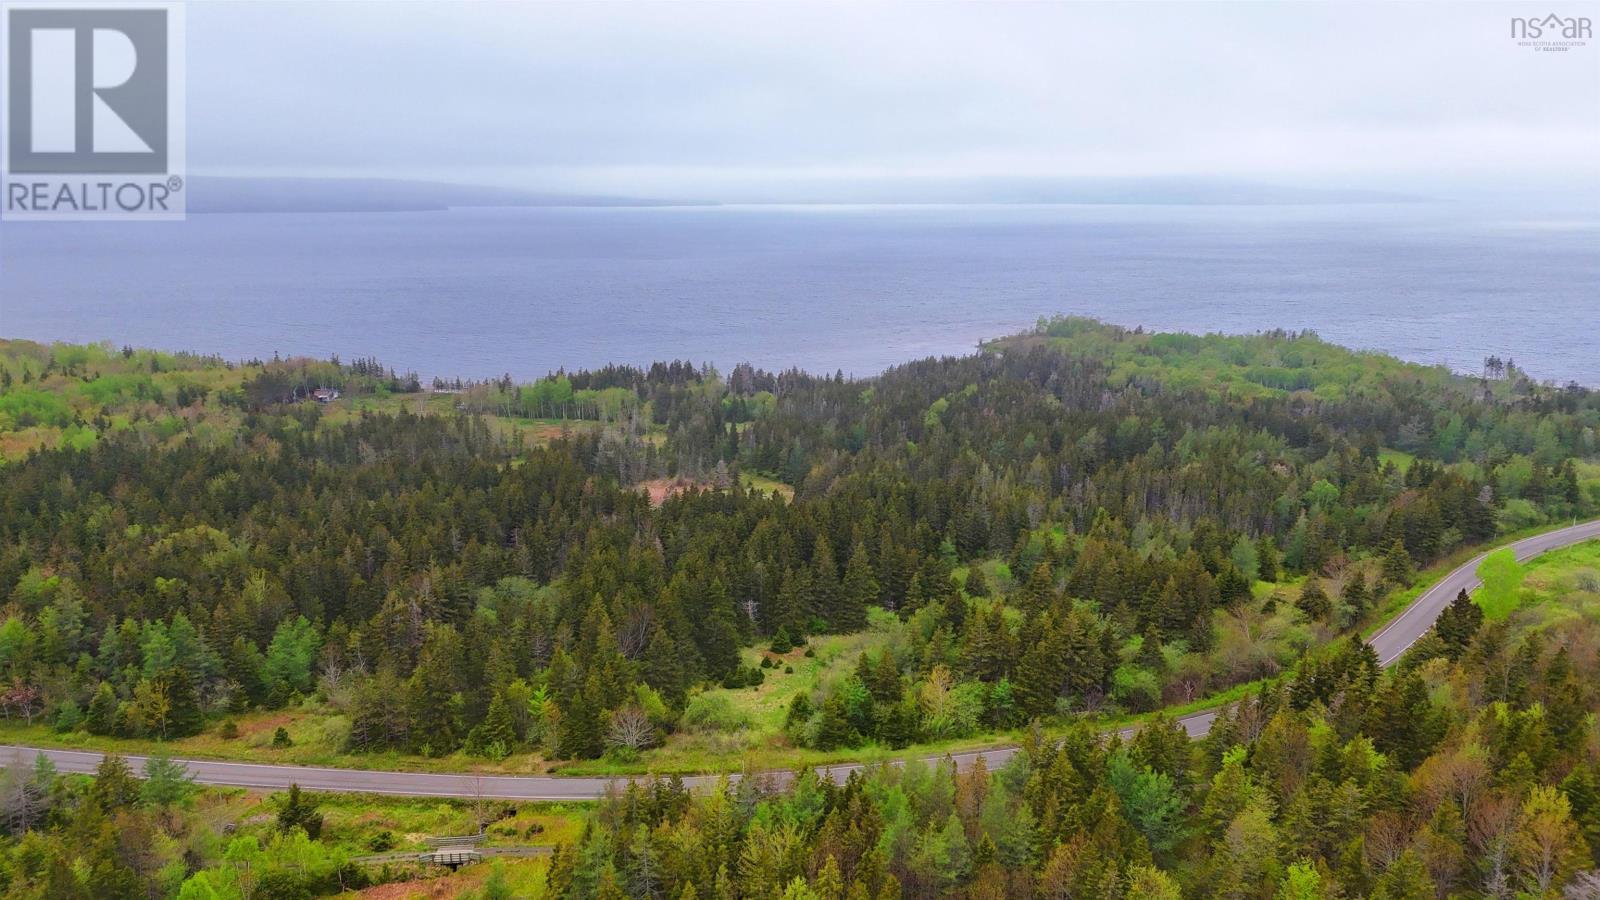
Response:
356,871,483,900
637,477,712,507
238,712,299,733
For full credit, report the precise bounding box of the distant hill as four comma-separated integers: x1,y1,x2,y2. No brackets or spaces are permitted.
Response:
187,176,673,213
186,174,1421,212
717,175,1424,205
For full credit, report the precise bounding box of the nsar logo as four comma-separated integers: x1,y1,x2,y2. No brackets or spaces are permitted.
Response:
1510,13,1592,52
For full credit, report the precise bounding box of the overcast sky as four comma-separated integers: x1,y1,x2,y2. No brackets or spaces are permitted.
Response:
188,1,1600,200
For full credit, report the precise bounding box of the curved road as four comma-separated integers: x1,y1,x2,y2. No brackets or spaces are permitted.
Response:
6,520,1599,800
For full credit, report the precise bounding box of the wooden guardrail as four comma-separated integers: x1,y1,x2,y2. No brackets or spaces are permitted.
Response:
424,833,485,849
419,849,481,868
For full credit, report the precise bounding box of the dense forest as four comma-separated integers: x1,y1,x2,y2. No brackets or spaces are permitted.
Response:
1,319,1599,896
548,599,1600,899
0,320,1594,765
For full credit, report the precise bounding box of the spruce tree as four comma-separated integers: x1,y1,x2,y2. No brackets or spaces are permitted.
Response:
1014,618,1064,717
467,691,518,758
697,579,742,678
1256,536,1281,582
1341,572,1370,623
812,539,843,630
839,543,877,632
158,667,204,738
89,753,140,811
85,681,119,736
813,693,857,750
1019,561,1055,614
1297,579,1332,621
407,625,465,756
276,783,324,839
1434,589,1483,659
963,565,989,598
1381,539,1414,588
642,622,688,708
556,673,605,759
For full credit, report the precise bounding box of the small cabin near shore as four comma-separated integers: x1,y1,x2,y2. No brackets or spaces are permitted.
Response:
311,388,341,403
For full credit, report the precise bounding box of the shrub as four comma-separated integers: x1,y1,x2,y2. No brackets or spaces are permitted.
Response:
603,745,641,764
1111,664,1161,713
1497,497,1546,532
219,719,240,740
681,693,752,733
316,715,351,752
784,665,794,674
368,831,396,852
1572,568,1600,593
275,784,323,839
52,699,82,733
272,727,293,748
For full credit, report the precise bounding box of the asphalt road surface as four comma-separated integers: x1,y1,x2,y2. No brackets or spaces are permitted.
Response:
6,520,1598,799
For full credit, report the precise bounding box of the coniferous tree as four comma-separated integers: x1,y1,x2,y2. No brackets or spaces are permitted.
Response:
962,565,989,599
838,543,877,632
1381,539,1414,588
556,674,605,760
85,681,119,736
1297,579,1332,622
642,622,689,708
1340,572,1370,625
407,624,465,756
1257,536,1281,583
1434,588,1483,659
157,667,204,738
88,753,140,811
466,691,518,758
812,540,843,630
275,783,324,839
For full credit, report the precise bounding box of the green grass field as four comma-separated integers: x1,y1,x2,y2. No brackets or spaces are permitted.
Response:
1377,447,1416,472
1510,539,1600,631
739,471,795,501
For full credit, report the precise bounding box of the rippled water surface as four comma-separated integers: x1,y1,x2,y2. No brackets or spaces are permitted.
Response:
2,203,1596,383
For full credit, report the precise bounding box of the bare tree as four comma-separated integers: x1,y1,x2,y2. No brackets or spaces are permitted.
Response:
1565,871,1600,899
0,756,54,836
617,606,656,660
469,776,494,835
1471,794,1518,899
606,706,657,752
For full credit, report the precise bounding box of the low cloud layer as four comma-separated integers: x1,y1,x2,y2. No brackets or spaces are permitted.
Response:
190,1,1600,200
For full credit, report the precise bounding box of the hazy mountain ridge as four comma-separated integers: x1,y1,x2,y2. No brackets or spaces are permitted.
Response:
187,176,674,213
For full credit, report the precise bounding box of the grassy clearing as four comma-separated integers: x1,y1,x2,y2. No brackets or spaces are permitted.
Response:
739,471,795,502
323,392,605,448
0,706,560,776
1513,539,1600,630
1358,519,1588,638
116,782,582,863
341,857,550,899
557,619,894,776
1377,447,1417,472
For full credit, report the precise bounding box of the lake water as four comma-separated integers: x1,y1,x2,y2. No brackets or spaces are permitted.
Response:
1,203,1597,384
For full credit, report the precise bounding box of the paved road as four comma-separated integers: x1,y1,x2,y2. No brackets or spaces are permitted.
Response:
6,521,1598,799
1365,519,1600,665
